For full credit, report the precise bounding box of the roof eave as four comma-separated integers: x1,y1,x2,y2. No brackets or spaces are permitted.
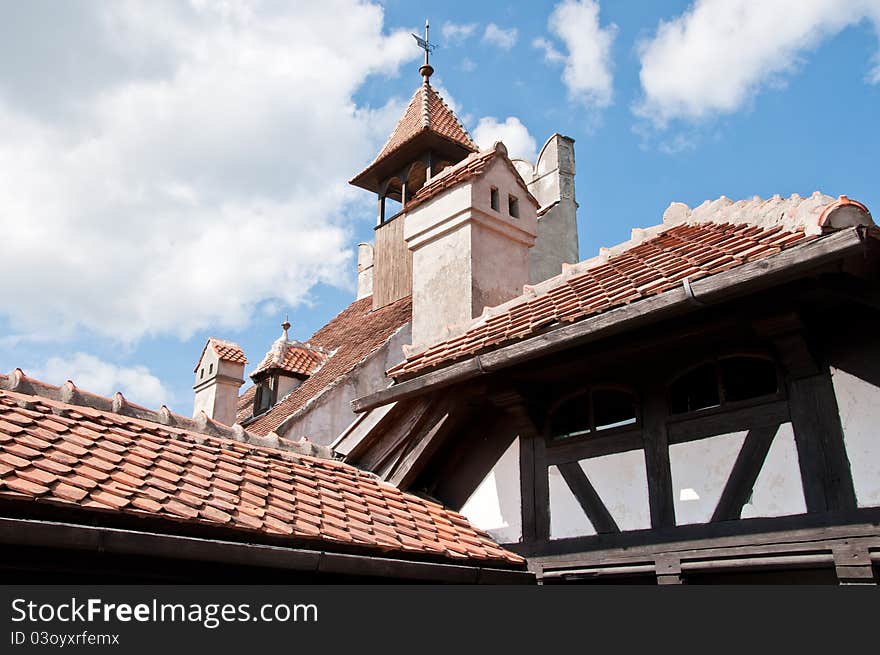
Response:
0,514,533,583
352,226,873,413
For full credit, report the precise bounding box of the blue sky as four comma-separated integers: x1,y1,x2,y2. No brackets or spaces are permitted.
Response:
1,1,878,414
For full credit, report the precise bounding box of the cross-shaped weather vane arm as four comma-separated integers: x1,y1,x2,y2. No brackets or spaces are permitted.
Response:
412,19,434,67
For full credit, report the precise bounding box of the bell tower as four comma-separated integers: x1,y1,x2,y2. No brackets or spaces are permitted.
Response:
349,20,477,309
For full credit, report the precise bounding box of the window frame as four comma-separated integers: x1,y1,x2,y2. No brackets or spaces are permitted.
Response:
666,352,786,420
544,383,642,448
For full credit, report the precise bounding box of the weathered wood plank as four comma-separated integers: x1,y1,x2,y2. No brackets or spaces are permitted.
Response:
372,215,412,309
545,430,643,465
666,399,789,444
357,398,433,472
558,462,620,534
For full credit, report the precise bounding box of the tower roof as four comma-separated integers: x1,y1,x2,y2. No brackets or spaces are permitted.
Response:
375,83,476,162
350,81,477,194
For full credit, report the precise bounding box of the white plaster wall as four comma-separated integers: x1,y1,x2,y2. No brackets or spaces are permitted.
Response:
460,437,522,544
740,422,806,519
276,374,302,400
409,223,473,349
530,201,579,284
278,323,411,445
831,367,880,507
548,464,596,539
471,158,538,235
471,223,531,317
193,348,244,425
194,347,220,387
527,135,579,284
580,450,651,531
670,431,747,525
356,242,374,300
405,155,537,349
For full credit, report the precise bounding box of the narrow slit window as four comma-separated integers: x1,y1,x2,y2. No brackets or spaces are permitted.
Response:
508,195,519,218
200,368,204,380
490,187,500,211
208,363,213,375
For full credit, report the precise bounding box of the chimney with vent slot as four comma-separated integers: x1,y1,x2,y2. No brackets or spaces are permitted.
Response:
193,339,246,425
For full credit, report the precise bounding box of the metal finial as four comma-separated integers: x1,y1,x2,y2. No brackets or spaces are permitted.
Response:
281,315,291,339
413,18,435,81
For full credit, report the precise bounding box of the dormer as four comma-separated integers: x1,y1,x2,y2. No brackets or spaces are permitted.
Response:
193,338,247,425
249,319,328,416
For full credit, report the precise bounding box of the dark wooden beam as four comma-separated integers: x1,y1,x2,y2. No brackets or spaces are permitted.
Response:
642,393,675,529
787,370,857,513
356,398,433,472
386,395,464,489
557,462,619,534
711,424,778,522
667,399,790,444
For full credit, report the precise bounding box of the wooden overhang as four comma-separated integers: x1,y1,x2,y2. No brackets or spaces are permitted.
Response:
352,226,878,413
349,130,476,196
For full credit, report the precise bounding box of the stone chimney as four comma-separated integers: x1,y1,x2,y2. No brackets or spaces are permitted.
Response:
356,242,374,300
512,134,579,284
193,338,246,425
404,142,538,349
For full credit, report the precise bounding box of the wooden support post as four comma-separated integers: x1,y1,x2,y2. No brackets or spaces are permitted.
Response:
758,314,857,513
642,392,675,529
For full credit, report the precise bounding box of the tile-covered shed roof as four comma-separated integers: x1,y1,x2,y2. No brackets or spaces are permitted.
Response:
239,294,412,434
0,375,523,568
389,193,875,378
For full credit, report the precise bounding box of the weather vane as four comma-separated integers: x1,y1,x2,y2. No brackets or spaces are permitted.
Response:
412,19,435,80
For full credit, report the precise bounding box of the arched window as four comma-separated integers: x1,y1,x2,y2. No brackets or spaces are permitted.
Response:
549,386,639,441
669,355,779,415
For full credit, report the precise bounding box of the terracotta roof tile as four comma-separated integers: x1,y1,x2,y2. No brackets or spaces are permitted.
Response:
372,83,476,165
239,295,411,435
389,221,818,378
194,339,247,372
401,143,539,215
0,384,522,567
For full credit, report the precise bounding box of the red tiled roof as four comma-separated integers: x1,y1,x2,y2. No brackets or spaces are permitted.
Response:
0,383,523,567
389,221,817,377
251,343,327,379
194,338,247,373
240,295,412,434
404,143,538,213
372,82,476,164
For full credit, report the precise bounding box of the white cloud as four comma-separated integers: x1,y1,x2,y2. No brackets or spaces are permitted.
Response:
0,1,418,343
636,0,880,126
535,1,617,108
32,353,172,407
483,24,519,50
460,57,477,73
473,116,538,162
441,21,478,44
